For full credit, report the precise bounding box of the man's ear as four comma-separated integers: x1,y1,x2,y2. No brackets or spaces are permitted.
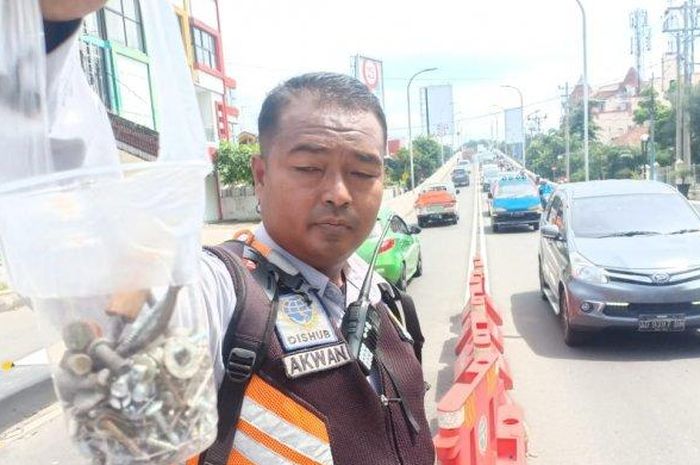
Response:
252,155,266,191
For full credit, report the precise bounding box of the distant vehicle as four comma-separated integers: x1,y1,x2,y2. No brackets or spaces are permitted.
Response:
481,164,501,192
489,178,542,232
357,208,422,290
457,159,472,174
415,183,459,227
538,180,700,346
451,167,470,187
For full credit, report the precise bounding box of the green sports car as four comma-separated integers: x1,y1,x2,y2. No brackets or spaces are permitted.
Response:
356,208,423,289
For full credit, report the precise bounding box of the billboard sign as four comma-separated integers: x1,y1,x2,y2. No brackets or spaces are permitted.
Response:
420,85,454,136
504,107,524,144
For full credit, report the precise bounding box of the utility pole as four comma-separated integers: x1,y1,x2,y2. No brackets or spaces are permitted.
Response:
650,73,657,181
683,1,693,167
561,82,572,181
664,1,700,165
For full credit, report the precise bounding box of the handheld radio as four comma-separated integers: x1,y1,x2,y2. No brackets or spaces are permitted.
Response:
341,217,393,375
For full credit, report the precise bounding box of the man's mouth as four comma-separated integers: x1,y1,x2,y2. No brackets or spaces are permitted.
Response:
314,219,352,230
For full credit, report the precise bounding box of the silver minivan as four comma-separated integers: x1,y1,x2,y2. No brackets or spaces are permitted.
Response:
538,180,700,346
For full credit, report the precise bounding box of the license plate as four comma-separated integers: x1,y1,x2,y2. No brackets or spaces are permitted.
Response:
638,314,686,332
428,206,444,213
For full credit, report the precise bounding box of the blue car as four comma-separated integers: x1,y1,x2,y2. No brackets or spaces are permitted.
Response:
489,179,543,232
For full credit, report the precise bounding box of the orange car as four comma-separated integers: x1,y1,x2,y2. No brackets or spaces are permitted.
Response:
415,183,459,227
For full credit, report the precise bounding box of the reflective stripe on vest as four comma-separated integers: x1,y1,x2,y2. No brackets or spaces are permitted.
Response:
185,375,333,465
232,375,333,465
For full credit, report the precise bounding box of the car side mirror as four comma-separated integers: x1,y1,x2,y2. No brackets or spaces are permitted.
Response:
409,225,422,235
456,189,461,194
541,223,562,240
487,192,493,199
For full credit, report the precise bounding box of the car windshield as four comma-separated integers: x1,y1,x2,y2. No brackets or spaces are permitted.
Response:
496,183,536,198
453,169,465,175
572,194,700,238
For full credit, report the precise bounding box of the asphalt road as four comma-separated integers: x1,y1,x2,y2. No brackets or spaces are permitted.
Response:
482,193,700,465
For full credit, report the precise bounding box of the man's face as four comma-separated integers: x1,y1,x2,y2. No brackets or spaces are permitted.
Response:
252,94,385,274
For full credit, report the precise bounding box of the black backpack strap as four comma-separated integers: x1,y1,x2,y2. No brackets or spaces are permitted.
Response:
377,282,425,363
200,241,278,465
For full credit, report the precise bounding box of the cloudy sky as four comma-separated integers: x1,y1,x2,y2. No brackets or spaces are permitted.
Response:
219,0,669,142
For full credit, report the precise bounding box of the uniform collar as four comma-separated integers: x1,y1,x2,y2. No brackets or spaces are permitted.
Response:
254,225,335,296
253,225,383,305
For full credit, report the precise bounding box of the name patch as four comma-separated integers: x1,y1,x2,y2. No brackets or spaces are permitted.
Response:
283,343,352,379
276,292,338,351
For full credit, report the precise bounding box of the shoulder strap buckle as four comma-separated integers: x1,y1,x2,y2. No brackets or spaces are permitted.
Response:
225,347,257,383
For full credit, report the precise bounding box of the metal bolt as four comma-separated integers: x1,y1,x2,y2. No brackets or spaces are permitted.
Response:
63,321,99,352
63,353,93,376
89,339,130,375
145,401,179,445
131,382,154,404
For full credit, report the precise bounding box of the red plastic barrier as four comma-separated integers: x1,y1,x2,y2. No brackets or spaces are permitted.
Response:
496,404,527,464
438,254,527,465
434,351,501,465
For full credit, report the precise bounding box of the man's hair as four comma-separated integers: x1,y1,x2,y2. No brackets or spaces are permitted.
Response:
257,72,387,155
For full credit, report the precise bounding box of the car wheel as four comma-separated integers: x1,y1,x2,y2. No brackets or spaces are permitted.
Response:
559,289,587,347
414,253,423,277
397,263,408,290
538,259,548,301
418,218,426,228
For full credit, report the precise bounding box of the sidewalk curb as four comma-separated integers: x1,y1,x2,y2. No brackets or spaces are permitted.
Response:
0,367,55,433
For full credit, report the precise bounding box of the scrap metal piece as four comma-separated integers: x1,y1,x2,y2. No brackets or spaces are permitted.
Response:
89,339,130,375
63,320,100,352
116,286,181,357
63,353,93,376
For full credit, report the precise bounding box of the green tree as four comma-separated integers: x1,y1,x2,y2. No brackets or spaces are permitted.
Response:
412,136,442,184
570,102,600,141
215,141,258,186
634,85,675,156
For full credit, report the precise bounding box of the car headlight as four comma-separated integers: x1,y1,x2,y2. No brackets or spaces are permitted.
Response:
570,252,608,284
493,207,507,213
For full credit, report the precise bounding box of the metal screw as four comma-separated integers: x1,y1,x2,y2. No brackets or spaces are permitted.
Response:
89,339,130,375
145,401,179,445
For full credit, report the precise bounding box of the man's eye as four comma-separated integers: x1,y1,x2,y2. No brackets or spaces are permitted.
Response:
295,166,322,173
352,171,379,179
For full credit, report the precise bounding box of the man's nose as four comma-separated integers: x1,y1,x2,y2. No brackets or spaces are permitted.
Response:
321,171,352,208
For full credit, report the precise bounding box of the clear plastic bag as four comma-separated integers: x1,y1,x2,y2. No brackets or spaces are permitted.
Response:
0,1,218,464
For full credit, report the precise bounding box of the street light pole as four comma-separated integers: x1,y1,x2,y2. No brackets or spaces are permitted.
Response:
500,85,525,166
407,67,438,190
575,0,590,181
